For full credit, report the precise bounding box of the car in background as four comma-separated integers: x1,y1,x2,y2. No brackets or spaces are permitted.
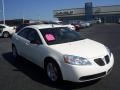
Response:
79,21,91,28
16,23,38,32
94,18,102,24
71,21,91,30
0,24,15,38
71,23,81,31
12,24,114,83
118,18,120,24
42,21,76,31
63,24,75,31
16,22,75,33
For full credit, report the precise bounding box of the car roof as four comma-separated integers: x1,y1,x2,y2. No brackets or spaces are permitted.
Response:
0,24,8,27
26,24,67,30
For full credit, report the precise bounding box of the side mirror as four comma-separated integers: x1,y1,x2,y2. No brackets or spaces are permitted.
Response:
30,40,41,45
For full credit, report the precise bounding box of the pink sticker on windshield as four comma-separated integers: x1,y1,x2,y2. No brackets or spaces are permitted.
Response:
45,34,55,41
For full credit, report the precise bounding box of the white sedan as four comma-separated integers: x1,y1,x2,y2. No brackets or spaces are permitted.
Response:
11,24,114,83
0,24,15,38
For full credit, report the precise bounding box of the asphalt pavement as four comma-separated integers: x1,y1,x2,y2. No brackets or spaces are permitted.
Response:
0,23,120,90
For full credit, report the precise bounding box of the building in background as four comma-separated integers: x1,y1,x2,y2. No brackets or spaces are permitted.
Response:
85,2,93,21
0,19,31,26
54,2,120,23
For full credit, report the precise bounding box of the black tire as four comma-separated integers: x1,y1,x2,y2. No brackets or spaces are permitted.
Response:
12,45,19,59
3,32,10,38
45,60,62,83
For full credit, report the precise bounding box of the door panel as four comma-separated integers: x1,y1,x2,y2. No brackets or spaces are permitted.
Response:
25,44,46,66
19,28,45,66
15,35,30,57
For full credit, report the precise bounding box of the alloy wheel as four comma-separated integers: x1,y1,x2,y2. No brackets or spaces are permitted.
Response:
46,62,58,82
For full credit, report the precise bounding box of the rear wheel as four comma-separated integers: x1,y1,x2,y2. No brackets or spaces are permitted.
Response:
45,60,62,83
3,32,10,38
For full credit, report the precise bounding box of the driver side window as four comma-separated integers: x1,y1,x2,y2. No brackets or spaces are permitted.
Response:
27,28,43,44
18,28,43,44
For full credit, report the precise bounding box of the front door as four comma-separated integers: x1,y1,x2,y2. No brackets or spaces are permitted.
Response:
24,28,45,66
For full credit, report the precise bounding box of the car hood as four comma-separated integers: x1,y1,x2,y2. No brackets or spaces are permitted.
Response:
49,39,107,59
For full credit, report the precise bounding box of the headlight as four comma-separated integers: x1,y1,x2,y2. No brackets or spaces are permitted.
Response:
64,55,91,65
105,46,111,57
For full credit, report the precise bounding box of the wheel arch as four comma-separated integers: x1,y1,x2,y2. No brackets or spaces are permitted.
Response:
2,31,10,35
44,56,63,80
44,57,61,69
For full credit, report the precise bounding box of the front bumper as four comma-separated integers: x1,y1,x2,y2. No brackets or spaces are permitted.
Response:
61,53,114,82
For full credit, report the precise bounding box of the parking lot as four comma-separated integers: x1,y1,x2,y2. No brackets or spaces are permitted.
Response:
0,24,120,90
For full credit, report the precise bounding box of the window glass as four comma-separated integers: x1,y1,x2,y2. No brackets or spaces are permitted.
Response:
27,29,41,41
40,27,85,45
17,28,30,39
18,28,42,44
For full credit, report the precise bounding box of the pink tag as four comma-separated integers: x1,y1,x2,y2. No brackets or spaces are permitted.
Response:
45,34,55,41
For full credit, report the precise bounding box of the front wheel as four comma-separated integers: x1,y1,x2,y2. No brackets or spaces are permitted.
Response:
45,61,62,83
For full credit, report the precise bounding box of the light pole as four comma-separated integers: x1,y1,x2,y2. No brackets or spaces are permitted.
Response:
22,15,24,24
2,0,5,24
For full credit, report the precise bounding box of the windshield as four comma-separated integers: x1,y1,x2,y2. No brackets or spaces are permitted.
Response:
40,27,85,45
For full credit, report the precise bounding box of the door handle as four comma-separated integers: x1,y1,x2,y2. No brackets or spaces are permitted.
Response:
15,37,19,40
25,42,29,45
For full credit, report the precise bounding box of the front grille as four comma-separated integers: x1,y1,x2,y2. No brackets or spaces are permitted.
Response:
79,72,106,81
94,55,110,66
94,58,105,66
105,55,110,64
